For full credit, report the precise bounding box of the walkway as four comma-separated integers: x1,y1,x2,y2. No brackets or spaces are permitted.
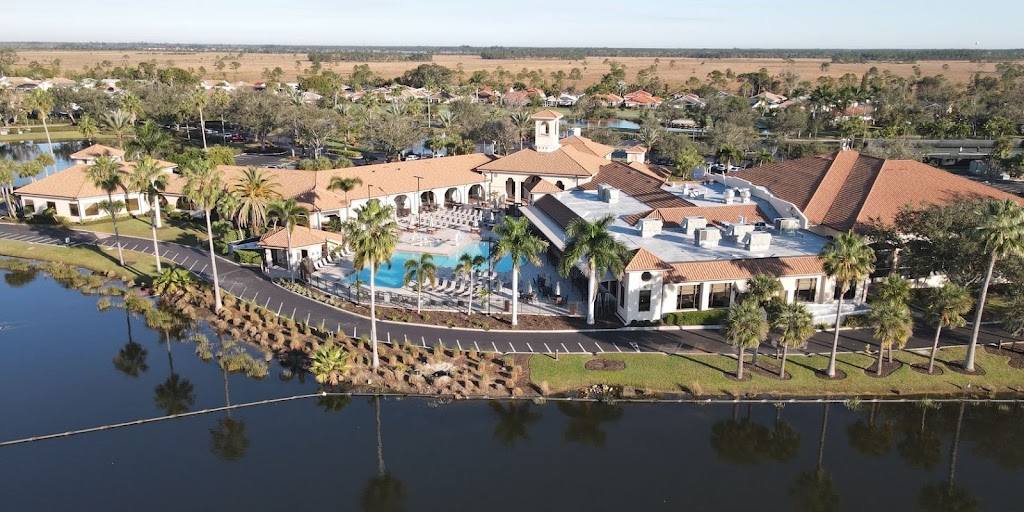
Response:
0,222,1019,357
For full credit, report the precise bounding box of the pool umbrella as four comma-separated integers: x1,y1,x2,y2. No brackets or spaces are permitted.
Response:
527,281,533,294
555,281,561,296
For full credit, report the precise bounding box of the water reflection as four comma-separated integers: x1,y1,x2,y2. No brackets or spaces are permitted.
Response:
490,401,541,447
556,402,623,447
710,403,799,465
1,140,86,185
789,403,838,512
2,268,38,288
361,396,405,512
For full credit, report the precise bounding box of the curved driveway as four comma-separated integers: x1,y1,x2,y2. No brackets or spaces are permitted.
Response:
0,223,1018,356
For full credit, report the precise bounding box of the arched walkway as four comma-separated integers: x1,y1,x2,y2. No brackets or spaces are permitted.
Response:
393,194,409,217
444,187,461,207
468,184,484,205
521,176,542,204
505,178,516,202
420,191,436,212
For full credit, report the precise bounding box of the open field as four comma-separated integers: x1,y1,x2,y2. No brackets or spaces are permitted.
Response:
15,50,1012,88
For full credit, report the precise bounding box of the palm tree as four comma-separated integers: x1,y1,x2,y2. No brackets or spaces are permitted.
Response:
326,176,363,223
403,253,437,314
509,110,532,150
436,109,455,137
818,231,875,378
876,274,913,363
773,302,815,378
921,284,974,372
232,166,282,234
559,215,628,325
85,156,127,266
0,159,17,216
152,267,193,296
869,301,913,376
457,253,486,315
182,159,225,311
745,274,782,306
118,91,143,123
636,127,661,160
266,199,308,282
310,343,351,386
965,199,1024,372
127,120,174,159
190,89,209,150
34,152,55,178
723,300,769,379
26,89,55,173
493,216,548,326
129,156,169,272
101,109,134,149
750,148,774,167
78,115,99,142
717,143,745,169
349,199,399,368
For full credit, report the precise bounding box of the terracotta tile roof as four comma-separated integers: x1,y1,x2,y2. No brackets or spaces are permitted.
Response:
625,145,647,154
478,146,611,177
560,135,614,158
258,225,345,249
526,179,563,194
731,151,1024,231
533,194,581,230
70,144,125,160
623,205,769,228
664,256,824,283
185,154,491,213
530,109,564,120
625,248,672,272
578,163,692,209
592,93,623,103
16,161,177,200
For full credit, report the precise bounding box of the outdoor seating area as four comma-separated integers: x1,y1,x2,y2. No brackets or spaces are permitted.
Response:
402,205,497,234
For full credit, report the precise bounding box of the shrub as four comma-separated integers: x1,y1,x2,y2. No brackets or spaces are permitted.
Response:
233,249,262,265
662,309,728,326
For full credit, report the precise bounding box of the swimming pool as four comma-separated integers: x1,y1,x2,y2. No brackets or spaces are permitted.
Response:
343,241,516,288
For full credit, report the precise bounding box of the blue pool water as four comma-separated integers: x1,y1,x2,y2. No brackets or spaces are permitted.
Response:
344,242,516,288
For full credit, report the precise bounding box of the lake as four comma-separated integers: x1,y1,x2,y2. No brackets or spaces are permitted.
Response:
0,140,86,186
0,269,1021,511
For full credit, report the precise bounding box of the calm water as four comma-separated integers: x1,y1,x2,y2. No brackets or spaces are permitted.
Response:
346,241,515,287
0,140,86,185
0,270,1021,511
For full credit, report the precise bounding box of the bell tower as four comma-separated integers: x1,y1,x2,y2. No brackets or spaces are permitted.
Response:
531,109,563,153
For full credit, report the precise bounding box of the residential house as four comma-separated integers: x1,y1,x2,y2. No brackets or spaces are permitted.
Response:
623,90,664,108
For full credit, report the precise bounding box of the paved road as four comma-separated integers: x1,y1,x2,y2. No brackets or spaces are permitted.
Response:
0,222,1019,357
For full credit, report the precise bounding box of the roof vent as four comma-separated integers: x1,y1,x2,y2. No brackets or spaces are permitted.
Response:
745,231,772,252
724,188,735,205
739,188,752,204
695,227,721,248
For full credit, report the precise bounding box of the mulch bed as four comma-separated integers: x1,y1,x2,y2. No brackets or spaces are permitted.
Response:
814,368,847,380
910,363,945,376
864,360,904,378
943,360,987,376
985,345,1024,369
746,359,792,380
584,358,626,371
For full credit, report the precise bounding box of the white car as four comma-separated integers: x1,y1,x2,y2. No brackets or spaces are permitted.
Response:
404,154,419,161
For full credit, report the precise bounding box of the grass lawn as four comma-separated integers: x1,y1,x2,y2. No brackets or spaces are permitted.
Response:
530,347,1021,397
78,217,206,245
0,238,168,283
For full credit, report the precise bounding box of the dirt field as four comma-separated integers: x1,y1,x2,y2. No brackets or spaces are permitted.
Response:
15,50,1008,88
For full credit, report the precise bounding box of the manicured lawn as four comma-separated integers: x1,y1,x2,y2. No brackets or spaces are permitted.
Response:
530,347,1020,397
0,131,116,143
78,217,206,246
0,239,168,283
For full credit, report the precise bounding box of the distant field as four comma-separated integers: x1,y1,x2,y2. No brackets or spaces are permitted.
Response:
16,50,1010,88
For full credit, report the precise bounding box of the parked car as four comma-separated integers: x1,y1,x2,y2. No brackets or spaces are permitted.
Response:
404,154,419,161
228,135,247,143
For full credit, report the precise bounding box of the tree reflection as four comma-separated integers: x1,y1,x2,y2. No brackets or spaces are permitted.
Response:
278,349,310,384
710,404,772,464
360,396,405,512
557,402,623,447
767,406,801,463
918,401,978,512
847,402,895,457
317,392,351,412
897,403,942,470
490,401,541,447
789,403,838,512
3,268,38,287
154,373,195,415
209,417,250,462
113,341,149,377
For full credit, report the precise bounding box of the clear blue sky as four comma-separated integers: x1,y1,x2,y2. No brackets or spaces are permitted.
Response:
3,0,1021,48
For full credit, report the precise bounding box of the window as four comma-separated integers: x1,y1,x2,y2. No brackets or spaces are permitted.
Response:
618,282,625,308
127,198,140,211
834,281,857,301
85,203,99,216
676,284,700,310
709,283,733,308
641,271,653,282
69,203,80,217
638,289,652,312
795,278,817,302
45,201,56,212
23,200,34,214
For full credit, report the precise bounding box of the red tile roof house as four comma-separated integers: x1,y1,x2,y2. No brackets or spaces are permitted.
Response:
517,147,1019,325
623,90,664,108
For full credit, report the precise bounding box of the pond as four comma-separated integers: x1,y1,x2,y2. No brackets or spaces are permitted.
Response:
0,269,1021,511
0,140,88,186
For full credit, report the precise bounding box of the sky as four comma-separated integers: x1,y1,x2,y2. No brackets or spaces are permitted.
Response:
2,0,1022,49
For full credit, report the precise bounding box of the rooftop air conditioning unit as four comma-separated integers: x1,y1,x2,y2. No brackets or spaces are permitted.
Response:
604,187,620,204
638,218,663,238
725,223,755,240
597,183,611,201
682,216,707,235
695,227,722,248
745,231,772,252
774,217,800,232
